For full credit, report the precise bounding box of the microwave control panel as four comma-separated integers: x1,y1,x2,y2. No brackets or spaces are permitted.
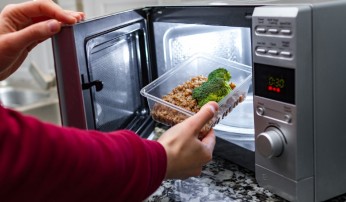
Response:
252,6,314,202
252,6,298,108
252,6,297,69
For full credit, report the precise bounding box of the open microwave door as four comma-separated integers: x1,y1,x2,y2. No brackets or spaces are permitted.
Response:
52,10,153,134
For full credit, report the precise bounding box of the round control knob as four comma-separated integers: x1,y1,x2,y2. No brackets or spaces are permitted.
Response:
256,127,285,158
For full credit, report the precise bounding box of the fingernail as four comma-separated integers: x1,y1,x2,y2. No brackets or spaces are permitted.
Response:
62,11,76,22
71,13,80,19
208,104,216,114
48,20,60,33
68,11,80,19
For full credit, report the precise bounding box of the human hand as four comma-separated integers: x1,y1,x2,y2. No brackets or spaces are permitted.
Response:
0,0,85,80
157,101,219,180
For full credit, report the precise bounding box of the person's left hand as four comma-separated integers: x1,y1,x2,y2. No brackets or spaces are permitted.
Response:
0,0,85,80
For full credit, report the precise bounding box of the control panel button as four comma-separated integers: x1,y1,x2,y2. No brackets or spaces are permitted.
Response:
256,47,267,54
256,106,265,115
280,51,292,57
256,27,266,33
256,127,285,158
268,49,279,55
268,28,279,34
284,114,292,123
280,29,292,35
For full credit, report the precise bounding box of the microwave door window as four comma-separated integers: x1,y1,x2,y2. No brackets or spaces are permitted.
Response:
86,29,144,132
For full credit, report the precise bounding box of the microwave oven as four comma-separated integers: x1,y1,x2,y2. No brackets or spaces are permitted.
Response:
52,0,346,201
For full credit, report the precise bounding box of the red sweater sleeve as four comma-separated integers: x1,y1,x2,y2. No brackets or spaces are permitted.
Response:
0,105,167,202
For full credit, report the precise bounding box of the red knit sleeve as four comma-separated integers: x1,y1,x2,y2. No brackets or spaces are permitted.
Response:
0,105,167,202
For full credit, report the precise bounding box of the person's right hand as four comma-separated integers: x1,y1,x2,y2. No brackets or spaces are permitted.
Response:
157,101,219,180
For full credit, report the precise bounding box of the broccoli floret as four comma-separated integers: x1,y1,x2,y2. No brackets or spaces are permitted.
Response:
192,77,232,107
208,68,231,82
192,68,232,107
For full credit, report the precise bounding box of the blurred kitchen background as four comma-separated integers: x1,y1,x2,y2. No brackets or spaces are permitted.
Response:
0,0,183,125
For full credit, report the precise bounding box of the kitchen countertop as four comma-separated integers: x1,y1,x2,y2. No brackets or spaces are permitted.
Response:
146,155,346,202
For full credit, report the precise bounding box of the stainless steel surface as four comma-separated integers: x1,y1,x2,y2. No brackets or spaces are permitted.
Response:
253,5,312,201
154,22,252,76
253,2,346,201
0,87,49,108
0,80,61,125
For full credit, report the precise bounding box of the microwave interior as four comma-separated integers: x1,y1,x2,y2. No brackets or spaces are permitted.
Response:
53,6,256,169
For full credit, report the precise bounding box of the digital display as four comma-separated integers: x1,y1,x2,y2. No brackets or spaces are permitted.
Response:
267,76,285,93
254,63,295,104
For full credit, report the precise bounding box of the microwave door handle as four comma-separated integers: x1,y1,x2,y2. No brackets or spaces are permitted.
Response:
82,79,104,92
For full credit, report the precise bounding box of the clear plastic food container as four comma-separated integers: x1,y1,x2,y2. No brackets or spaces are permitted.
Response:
140,54,252,134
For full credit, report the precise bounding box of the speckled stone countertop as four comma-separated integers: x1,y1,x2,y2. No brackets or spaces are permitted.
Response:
146,155,346,202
